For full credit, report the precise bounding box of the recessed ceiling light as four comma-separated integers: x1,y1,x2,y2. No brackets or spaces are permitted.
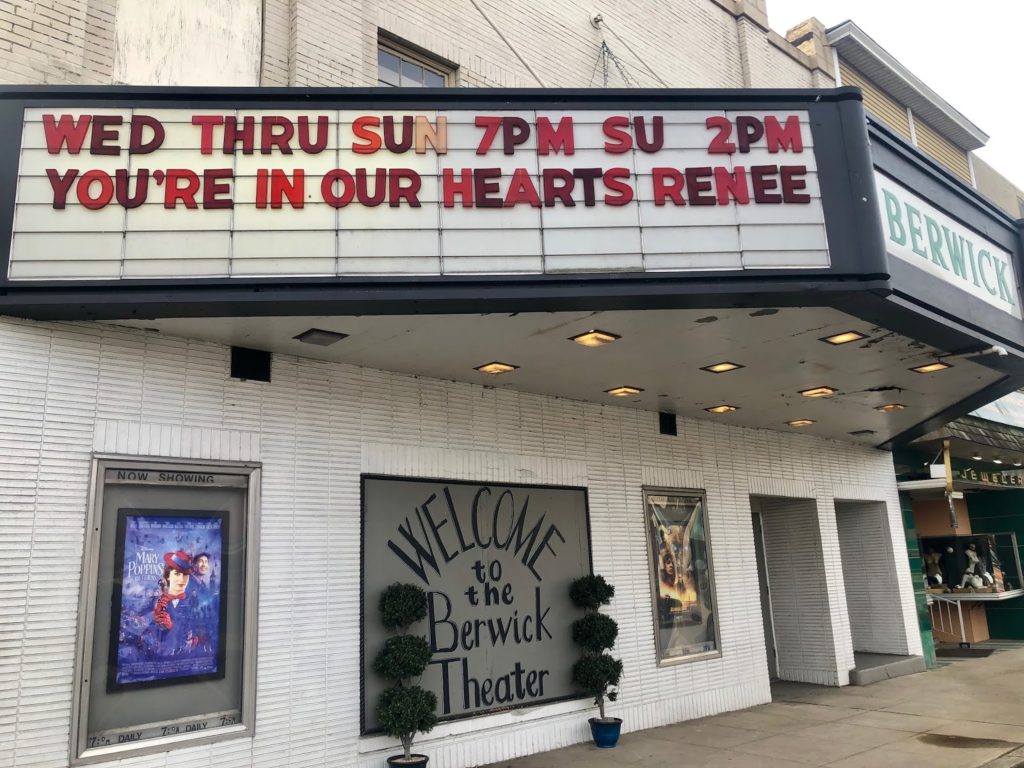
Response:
705,404,739,414
570,330,620,347
971,453,983,460
475,362,518,375
293,328,349,346
821,331,867,345
994,457,1004,465
606,385,643,397
911,362,952,374
787,419,815,427
875,403,906,413
701,361,745,374
799,386,837,398
1015,462,1022,467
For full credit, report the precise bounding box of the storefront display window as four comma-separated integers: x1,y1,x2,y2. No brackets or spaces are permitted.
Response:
920,533,1023,593
71,458,260,764
644,489,720,664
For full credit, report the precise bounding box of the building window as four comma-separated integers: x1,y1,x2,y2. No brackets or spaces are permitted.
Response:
377,40,452,87
644,488,721,664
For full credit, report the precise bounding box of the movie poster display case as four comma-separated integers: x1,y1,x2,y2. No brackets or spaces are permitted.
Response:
70,457,260,764
643,488,721,664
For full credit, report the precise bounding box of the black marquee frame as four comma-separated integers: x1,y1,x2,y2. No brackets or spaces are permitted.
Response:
0,85,884,317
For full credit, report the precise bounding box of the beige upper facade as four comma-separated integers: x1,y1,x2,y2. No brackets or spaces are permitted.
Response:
0,0,1021,215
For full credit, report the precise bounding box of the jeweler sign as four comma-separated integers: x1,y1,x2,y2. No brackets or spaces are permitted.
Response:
956,467,1024,487
11,107,828,280
360,477,591,730
876,172,1021,319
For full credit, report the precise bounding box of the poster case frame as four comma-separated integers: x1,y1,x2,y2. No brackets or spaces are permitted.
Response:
642,486,723,667
70,455,261,766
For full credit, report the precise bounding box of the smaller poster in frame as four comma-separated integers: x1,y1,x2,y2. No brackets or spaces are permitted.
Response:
107,509,229,692
644,489,720,663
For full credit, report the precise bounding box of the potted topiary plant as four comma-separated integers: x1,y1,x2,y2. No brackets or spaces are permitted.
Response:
373,583,438,767
569,574,623,748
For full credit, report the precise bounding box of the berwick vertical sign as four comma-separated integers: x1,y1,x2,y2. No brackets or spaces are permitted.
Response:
875,172,1021,319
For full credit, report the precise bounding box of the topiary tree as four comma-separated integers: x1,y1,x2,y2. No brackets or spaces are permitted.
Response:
569,575,622,721
374,583,437,763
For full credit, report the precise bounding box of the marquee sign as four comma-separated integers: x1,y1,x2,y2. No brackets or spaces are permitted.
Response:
11,107,828,280
875,172,1021,319
361,477,591,729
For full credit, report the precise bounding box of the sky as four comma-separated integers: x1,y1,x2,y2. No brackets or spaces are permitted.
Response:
765,1,1024,193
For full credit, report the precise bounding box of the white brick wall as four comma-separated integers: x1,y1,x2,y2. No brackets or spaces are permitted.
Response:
740,18,816,88
0,0,832,89
260,0,292,87
0,316,920,768
0,0,89,84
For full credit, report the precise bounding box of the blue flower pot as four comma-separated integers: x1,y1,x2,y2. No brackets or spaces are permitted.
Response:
589,717,622,748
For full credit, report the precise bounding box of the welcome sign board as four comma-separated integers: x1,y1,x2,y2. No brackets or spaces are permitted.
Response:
10,107,828,280
361,477,590,729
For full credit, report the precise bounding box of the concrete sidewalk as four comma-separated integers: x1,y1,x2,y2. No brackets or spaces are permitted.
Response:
482,646,1024,768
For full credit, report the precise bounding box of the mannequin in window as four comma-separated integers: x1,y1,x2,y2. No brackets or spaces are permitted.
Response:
958,542,994,589
924,549,948,590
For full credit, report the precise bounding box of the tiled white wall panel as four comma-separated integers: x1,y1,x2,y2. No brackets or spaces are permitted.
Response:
835,500,910,654
833,483,919,656
755,497,844,686
0,317,918,768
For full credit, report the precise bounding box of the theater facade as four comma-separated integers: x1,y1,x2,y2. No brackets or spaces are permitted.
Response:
2,85,1024,768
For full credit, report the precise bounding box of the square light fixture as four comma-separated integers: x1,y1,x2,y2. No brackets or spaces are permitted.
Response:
475,361,519,375
911,362,952,374
700,361,745,374
293,327,349,346
705,404,739,414
875,403,906,413
820,330,867,345
605,385,643,397
799,386,837,398
787,419,816,427
570,329,621,347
